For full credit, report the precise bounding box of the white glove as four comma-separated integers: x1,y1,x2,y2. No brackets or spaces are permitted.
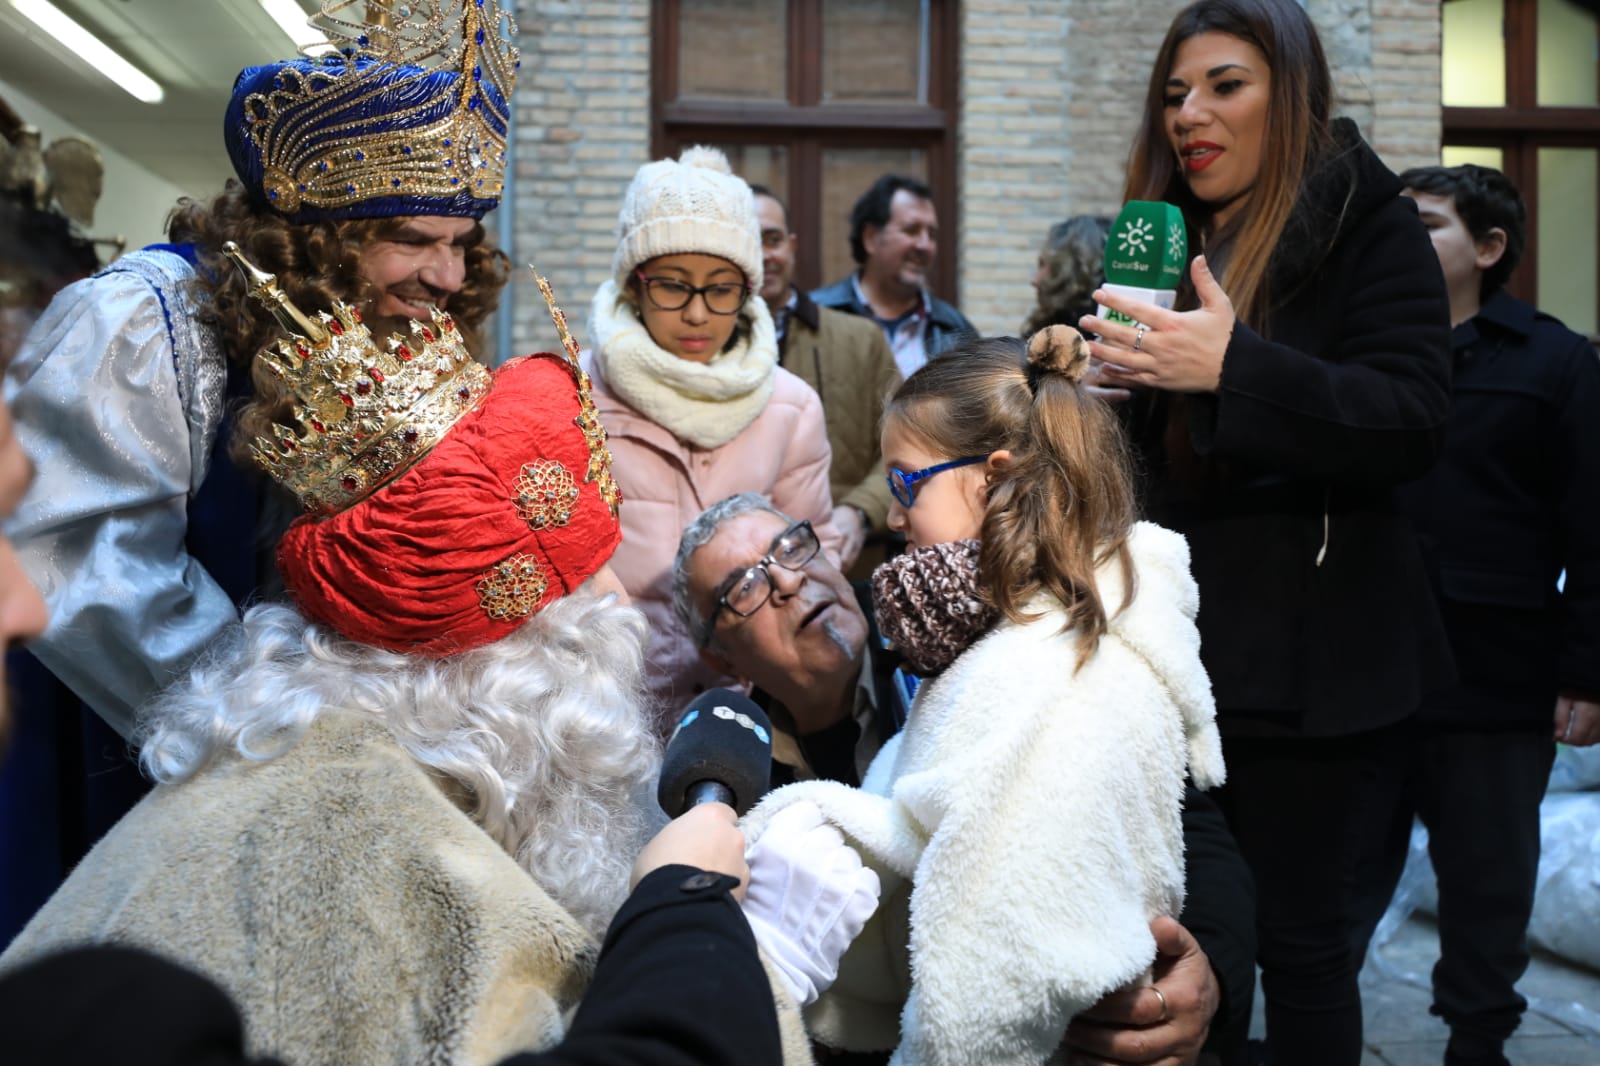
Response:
742,800,881,1007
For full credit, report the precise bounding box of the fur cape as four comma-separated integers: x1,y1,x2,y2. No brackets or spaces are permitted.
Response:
1,713,815,1065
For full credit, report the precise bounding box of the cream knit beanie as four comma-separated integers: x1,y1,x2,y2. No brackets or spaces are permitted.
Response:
611,146,763,290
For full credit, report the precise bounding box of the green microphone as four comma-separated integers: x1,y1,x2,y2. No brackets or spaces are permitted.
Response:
1096,201,1188,329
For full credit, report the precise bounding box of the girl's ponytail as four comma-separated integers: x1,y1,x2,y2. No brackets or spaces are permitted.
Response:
886,329,1137,671
982,326,1137,667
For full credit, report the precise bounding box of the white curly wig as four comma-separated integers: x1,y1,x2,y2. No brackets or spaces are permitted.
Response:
135,590,664,937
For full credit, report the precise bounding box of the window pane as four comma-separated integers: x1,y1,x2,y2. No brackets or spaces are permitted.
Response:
712,143,790,205
1537,147,1598,337
822,0,927,104
1537,0,1600,107
1442,145,1506,169
677,0,787,101
818,146,929,287
1443,0,1506,107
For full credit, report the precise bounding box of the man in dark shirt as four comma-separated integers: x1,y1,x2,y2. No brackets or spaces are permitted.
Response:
1395,164,1600,1066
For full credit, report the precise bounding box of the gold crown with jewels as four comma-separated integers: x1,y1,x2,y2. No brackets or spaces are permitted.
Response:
227,0,518,221
223,241,492,515
225,244,622,522
532,267,622,519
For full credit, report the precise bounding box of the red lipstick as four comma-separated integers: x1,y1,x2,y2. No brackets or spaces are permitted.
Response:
1182,141,1223,173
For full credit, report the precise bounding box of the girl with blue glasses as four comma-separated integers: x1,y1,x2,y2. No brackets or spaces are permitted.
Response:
742,325,1225,1065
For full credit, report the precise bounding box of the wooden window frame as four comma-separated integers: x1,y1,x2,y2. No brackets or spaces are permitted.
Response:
1442,0,1600,314
651,0,960,296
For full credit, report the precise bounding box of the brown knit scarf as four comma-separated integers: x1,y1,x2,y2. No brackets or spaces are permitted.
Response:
870,540,1001,677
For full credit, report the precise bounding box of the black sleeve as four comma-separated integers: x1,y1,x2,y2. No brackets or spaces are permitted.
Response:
0,944,285,1066
498,864,784,1066
1178,782,1257,1060
1554,334,1600,697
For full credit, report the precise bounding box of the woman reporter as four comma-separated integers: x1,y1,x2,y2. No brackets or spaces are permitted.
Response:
1079,2,1452,1064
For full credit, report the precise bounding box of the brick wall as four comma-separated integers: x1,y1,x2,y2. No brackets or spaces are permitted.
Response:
508,0,652,357
958,0,1180,336
1368,0,1444,170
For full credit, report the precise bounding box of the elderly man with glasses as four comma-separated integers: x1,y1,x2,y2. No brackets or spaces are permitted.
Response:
674,496,883,787
673,491,1260,1066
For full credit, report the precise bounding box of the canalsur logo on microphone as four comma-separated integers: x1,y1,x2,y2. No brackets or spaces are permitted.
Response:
1099,201,1187,329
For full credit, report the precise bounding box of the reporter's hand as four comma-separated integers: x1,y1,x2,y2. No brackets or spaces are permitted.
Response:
831,505,867,571
742,801,880,1007
1555,692,1600,747
1064,916,1218,1066
1079,255,1235,395
631,802,750,901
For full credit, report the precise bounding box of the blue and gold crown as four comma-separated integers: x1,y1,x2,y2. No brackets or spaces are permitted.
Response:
224,0,518,223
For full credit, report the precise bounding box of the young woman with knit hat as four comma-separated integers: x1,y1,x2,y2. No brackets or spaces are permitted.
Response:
585,146,840,723
741,326,1226,1066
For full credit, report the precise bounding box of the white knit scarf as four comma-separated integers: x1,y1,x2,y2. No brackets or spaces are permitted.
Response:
588,279,778,449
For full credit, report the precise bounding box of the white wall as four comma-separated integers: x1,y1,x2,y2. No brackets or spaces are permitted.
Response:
3,78,189,258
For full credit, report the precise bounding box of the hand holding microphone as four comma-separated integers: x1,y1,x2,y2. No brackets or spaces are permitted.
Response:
1076,200,1234,395
1082,253,1235,395
632,803,751,901
654,690,879,1006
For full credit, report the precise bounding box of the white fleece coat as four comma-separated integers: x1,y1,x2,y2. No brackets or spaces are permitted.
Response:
744,522,1225,1065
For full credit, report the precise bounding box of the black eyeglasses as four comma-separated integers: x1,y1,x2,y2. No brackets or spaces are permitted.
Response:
699,520,820,648
887,456,987,508
635,271,748,315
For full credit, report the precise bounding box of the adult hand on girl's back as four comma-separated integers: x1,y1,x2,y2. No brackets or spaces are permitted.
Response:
1063,916,1218,1066
742,801,880,1007
1079,256,1235,395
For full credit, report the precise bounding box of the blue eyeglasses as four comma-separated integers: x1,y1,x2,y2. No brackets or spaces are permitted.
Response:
887,456,987,507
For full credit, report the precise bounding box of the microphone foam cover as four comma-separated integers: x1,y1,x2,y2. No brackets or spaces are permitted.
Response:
658,688,774,817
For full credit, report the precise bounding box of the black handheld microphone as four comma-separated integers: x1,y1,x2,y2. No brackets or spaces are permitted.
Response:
657,688,773,818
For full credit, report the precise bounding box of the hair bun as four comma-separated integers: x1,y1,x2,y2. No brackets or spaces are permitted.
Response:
1026,324,1090,385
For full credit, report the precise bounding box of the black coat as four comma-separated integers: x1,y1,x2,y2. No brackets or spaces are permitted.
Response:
1400,290,1600,727
1130,120,1455,737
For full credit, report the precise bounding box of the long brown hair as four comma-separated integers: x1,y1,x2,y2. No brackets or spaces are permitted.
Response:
1123,0,1334,327
165,181,511,463
884,332,1138,668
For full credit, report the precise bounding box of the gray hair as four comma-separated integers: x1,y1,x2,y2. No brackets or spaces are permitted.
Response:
136,594,663,939
671,492,792,651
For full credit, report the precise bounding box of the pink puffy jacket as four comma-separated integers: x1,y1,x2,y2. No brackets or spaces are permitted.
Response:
585,357,840,725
